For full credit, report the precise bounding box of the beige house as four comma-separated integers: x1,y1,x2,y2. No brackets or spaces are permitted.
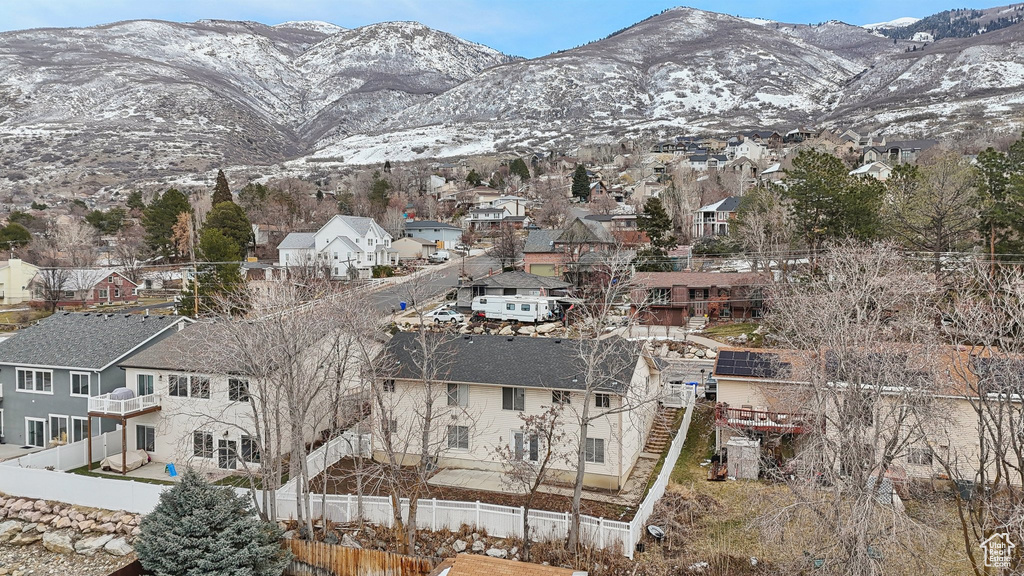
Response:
375,333,664,490
0,258,39,304
711,348,994,484
392,237,434,262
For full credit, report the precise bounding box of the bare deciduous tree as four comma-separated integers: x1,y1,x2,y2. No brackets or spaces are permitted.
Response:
491,223,524,271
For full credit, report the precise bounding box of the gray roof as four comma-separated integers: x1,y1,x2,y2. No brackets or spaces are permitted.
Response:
465,271,570,290
397,237,436,245
119,322,242,373
335,215,376,236
383,332,645,393
278,232,316,250
404,220,461,230
0,312,187,370
523,229,561,253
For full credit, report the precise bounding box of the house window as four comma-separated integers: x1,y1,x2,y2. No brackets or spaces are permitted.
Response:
585,438,605,464
447,383,469,407
136,425,155,452
447,425,469,450
25,418,46,448
70,372,91,397
241,435,260,463
190,376,211,399
595,393,611,408
909,447,933,466
193,431,214,458
506,303,515,311
98,289,108,299
169,375,188,397
649,288,670,305
502,387,525,411
107,276,113,283
382,379,395,393
49,415,68,444
63,290,74,298
228,378,250,402
137,374,154,396
114,288,121,298
16,368,52,394
552,390,571,405
71,417,89,443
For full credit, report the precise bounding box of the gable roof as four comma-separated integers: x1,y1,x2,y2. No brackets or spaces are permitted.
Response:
383,332,644,393
557,218,615,245
0,312,187,371
395,237,436,246
634,271,766,289
119,321,244,373
696,196,742,213
404,220,461,231
523,229,562,253
464,270,570,290
330,214,378,237
278,232,316,250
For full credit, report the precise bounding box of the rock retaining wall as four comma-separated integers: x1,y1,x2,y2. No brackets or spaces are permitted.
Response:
0,495,137,559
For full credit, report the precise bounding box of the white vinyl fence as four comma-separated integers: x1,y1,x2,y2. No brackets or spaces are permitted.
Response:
281,390,696,558
2,430,123,471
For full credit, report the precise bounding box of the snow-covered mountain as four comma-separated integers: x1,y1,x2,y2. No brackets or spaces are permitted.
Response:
863,17,921,30
1,5,1024,199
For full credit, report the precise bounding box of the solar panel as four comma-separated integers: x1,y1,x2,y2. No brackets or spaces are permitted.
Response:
716,350,789,379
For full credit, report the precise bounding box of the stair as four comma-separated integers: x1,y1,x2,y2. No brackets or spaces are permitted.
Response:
643,406,682,455
687,316,708,331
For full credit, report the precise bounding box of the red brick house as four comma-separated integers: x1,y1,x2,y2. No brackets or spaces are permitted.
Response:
522,218,617,278
632,271,767,325
31,269,139,308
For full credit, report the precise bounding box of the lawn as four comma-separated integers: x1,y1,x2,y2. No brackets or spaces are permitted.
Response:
0,308,51,325
66,464,175,486
701,322,762,347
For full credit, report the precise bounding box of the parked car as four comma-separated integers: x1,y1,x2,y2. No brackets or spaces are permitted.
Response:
454,243,470,251
427,308,465,324
428,250,450,263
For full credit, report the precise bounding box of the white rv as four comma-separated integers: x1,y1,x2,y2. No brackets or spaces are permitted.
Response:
471,295,560,323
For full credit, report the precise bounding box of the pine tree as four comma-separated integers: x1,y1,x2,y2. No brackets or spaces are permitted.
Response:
635,197,677,271
125,191,146,212
143,188,192,258
212,170,233,205
509,158,531,180
204,201,252,258
571,164,590,201
136,469,288,576
466,169,483,187
0,223,31,248
368,171,391,214
383,159,392,173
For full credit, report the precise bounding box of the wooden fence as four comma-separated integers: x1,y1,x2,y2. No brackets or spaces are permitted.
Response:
285,540,437,576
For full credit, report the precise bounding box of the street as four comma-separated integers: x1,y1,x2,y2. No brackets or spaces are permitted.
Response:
370,254,500,312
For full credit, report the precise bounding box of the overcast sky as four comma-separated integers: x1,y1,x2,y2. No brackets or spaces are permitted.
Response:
0,0,998,58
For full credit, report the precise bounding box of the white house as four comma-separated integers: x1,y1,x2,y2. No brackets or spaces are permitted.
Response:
732,139,767,162
374,333,664,490
692,196,741,238
490,196,528,218
849,161,893,181
277,215,398,279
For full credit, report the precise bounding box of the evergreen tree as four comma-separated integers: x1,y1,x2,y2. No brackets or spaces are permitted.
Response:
212,169,233,205
0,223,31,249
383,159,392,173
509,158,531,180
143,188,192,258
136,469,288,576
315,189,324,203
635,197,678,271
466,169,483,187
177,228,244,316
369,171,391,214
125,191,146,212
85,208,127,235
571,164,591,201
976,143,1024,257
204,202,252,259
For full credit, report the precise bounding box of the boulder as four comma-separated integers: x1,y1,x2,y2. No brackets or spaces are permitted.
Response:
77,520,95,532
0,520,22,542
55,517,72,530
104,537,134,557
510,546,518,556
9,530,42,546
498,325,514,336
706,351,717,359
96,522,116,534
471,540,486,552
536,323,559,334
340,533,362,549
452,539,467,553
42,531,76,554
75,534,114,555
486,548,507,558
517,326,535,335
33,500,48,511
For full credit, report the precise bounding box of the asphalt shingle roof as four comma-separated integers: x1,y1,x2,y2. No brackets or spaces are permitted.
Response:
404,220,461,230
0,312,186,370
119,321,242,373
383,332,642,393
467,271,570,290
278,232,316,250
523,229,561,253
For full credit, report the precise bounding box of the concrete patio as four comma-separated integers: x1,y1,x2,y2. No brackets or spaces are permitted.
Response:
0,443,42,462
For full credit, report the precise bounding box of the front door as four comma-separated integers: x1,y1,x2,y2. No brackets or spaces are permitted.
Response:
218,440,237,469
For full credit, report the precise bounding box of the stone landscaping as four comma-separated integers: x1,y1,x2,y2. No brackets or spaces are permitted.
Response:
0,494,139,560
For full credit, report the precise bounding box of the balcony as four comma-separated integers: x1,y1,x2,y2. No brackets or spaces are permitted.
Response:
88,393,162,417
714,403,819,434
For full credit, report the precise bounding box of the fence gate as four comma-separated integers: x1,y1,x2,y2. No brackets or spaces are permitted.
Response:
285,539,437,576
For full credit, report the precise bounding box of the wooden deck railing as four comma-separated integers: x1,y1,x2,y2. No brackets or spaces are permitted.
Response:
714,403,819,434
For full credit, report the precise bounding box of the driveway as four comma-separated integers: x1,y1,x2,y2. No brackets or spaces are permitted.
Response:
370,254,499,312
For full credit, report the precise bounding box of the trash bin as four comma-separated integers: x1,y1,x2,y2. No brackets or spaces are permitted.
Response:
955,480,974,501
400,301,407,311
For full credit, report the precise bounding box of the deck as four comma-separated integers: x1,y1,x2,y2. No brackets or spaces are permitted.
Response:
714,403,818,434
88,393,162,417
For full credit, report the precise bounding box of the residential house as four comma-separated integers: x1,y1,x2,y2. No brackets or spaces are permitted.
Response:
710,347,990,483
742,131,783,149
402,220,463,249
692,196,742,238
522,218,617,278
490,196,529,218
863,140,939,165
455,271,571,309
30,269,139,308
466,207,513,231
277,215,397,280
0,312,188,447
760,163,784,183
584,213,647,247
0,258,39,305
375,332,663,490
688,153,729,171
633,271,766,325
392,237,435,262
849,161,893,181
467,186,504,208
732,139,768,162
784,127,814,144
725,157,760,181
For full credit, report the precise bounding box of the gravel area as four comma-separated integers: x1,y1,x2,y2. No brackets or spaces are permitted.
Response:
0,542,135,576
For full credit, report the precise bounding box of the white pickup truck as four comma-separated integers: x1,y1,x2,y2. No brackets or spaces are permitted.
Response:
428,250,450,263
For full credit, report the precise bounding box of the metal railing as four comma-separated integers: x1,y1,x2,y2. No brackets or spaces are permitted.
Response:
88,393,161,416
